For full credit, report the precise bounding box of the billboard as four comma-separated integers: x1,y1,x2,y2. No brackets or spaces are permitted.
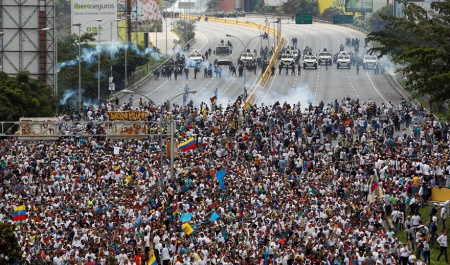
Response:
344,0,373,12
106,110,149,138
131,0,162,22
178,1,196,9
19,118,60,140
264,0,287,7
71,0,118,43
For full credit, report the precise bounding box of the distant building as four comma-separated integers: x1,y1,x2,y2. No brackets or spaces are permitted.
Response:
216,0,259,12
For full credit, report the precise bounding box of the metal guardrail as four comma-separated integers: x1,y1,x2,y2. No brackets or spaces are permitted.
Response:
0,120,170,138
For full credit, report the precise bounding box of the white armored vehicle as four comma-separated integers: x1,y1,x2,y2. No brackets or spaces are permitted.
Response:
318,48,333,65
188,50,203,67
363,55,377,69
280,49,296,68
214,43,232,65
303,52,318,69
239,49,256,63
336,51,351,69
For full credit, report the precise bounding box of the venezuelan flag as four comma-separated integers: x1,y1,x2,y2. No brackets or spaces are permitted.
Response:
148,252,157,265
210,95,217,105
179,138,196,152
12,205,27,221
371,180,378,193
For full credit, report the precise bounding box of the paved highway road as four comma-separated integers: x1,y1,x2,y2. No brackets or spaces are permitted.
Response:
129,18,275,107
130,17,404,108
245,17,404,107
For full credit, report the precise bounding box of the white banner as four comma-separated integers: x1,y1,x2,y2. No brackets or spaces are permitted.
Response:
71,0,118,43
131,0,162,22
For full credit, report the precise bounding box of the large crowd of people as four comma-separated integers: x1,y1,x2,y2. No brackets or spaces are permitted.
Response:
1,95,450,265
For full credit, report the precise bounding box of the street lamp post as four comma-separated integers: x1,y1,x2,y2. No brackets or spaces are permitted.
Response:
109,19,121,44
0,32,3,70
121,89,155,106
246,21,264,49
54,25,73,112
73,23,82,113
21,28,50,71
73,19,102,114
168,90,197,181
97,19,103,103
226,34,263,99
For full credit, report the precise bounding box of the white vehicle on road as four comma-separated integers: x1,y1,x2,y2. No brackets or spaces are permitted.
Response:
280,50,295,68
188,50,203,67
336,51,351,69
318,48,332,65
214,43,232,65
363,55,378,69
303,53,317,69
239,49,255,63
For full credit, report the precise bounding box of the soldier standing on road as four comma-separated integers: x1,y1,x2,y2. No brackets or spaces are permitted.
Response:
285,64,289,75
291,62,295,75
129,95,133,106
298,63,301,75
271,64,275,76
194,66,198,79
279,63,283,74
325,60,328,70
230,64,236,76
167,68,172,80
184,67,189,79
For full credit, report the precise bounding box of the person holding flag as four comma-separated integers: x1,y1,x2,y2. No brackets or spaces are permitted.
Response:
12,205,27,221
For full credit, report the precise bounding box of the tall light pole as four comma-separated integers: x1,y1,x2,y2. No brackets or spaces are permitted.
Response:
21,28,50,71
54,24,73,113
246,21,264,49
73,23,82,113
109,19,122,44
0,32,3,71
121,89,155,106
97,19,103,103
73,19,102,114
226,34,263,99
125,40,128,89
169,90,197,181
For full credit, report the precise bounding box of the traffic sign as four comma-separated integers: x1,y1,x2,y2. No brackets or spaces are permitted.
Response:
333,15,354,24
295,13,313,24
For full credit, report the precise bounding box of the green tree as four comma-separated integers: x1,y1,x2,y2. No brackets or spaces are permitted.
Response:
174,20,196,42
281,0,318,16
207,0,218,11
322,7,345,21
366,1,450,103
0,223,23,264
0,71,57,121
55,0,71,32
367,4,393,32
